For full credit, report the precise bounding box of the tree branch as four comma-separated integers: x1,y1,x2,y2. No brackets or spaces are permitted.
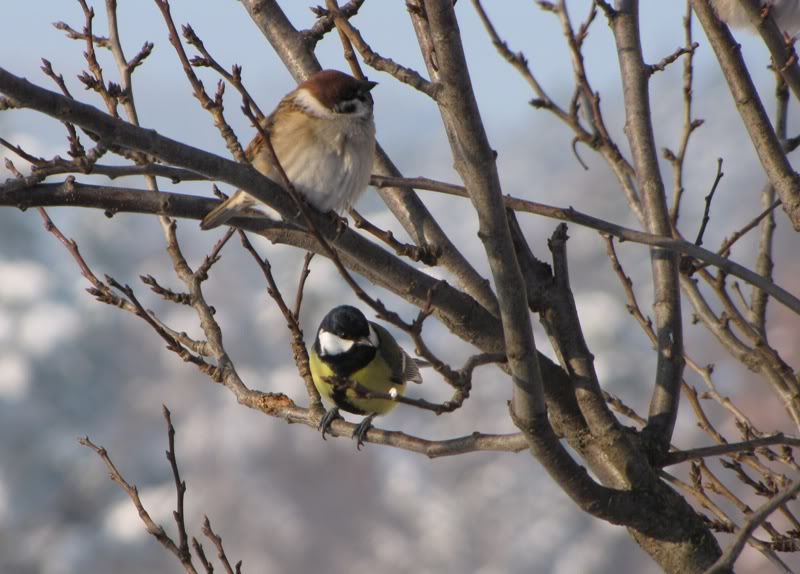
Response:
705,479,800,574
692,0,800,230
727,0,800,105
421,0,545,429
606,0,684,452
238,0,501,317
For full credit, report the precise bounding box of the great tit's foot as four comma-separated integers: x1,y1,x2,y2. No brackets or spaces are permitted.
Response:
353,414,376,450
318,407,341,440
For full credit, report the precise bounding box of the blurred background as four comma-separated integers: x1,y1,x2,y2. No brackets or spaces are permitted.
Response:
1,1,799,572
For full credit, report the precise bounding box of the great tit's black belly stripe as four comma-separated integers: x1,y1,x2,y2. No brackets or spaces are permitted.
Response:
330,387,368,415
320,346,376,377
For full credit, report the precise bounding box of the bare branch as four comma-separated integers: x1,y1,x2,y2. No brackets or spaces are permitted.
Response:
201,516,238,574
605,0,684,452
706,480,800,574
304,0,366,47
153,0,246,162
325,0,439,97
420,0,545,425
350,208,439,264
372,175,800,316
79,435,198,573
662,434,800,466
182,23,264,120
238,230,319,407
292,252,314,320
692,0,800,230
239,0,501,318
693,157,724,247
163,406,192,565
648,43,698,75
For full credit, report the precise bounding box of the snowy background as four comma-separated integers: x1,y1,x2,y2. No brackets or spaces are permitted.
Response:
1,1,799,573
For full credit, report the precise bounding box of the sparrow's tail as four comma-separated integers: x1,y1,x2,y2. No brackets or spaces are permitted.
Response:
200,190,252,230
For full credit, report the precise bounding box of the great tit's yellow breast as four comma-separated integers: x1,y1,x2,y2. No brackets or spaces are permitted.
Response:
309,348,405,416
309,350,336,404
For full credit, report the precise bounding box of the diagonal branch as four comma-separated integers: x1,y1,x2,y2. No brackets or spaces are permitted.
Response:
692,0,800,230
662,433,800,467
238,0,500,317
7,177,800,317
726,0,800,104
419,0,544,422
79,434,199,573
705,479,800,574
325,0,440,97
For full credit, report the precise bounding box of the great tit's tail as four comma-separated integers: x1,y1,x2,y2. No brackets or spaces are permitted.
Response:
414,358,432,369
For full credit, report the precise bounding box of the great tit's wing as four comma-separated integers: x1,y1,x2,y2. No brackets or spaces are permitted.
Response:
402,350,423,384
371,322,423,384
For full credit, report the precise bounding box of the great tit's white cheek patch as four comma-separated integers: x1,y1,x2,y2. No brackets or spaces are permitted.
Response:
389,387,398,399
355,324,379,348
319,330,354,356
368,324,379,347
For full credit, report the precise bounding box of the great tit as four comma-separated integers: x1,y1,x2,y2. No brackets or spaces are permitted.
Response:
309,305,423,448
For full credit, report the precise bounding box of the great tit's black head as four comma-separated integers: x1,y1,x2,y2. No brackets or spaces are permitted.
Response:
316,305,378,357
320,305,369,338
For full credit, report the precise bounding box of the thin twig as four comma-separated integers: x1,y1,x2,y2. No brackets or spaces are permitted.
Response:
717,198,782,259
163,406,191,564
694,158,724,247
292,252,314,320
371,175,800,316
350,208,439,264
305,0,366,47
648,43,698,75
238,231,319,406
201,516,239,574
79,435,198,573
325,0,439,97
706,480,800,574
662,434,800,466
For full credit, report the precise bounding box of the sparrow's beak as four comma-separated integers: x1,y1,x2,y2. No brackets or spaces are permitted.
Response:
362,80,378,92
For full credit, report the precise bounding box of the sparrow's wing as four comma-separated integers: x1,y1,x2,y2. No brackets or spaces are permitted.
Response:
200,113,284,230
712,0,800,33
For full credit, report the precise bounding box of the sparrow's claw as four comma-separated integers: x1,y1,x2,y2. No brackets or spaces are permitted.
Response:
353,413,376,450
318,407,341,440
332,212,349,237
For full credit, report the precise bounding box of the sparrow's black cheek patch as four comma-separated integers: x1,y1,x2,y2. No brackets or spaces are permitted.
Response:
335,101,357,114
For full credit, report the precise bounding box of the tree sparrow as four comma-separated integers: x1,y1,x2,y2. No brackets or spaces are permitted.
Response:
711,0,800,33
201,69,377,230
